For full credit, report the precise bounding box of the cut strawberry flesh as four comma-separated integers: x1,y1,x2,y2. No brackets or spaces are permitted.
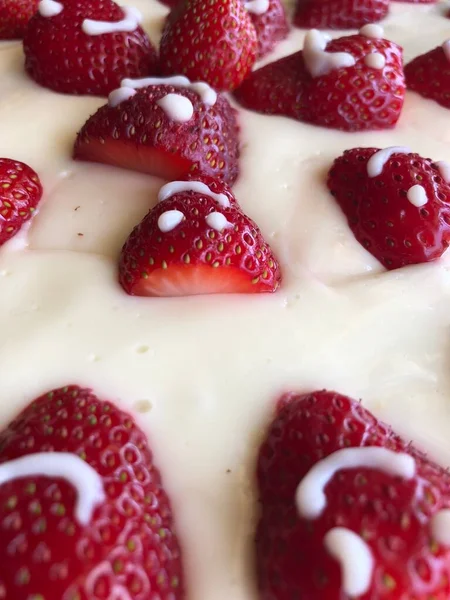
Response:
74,139,192,180
130,264,267,297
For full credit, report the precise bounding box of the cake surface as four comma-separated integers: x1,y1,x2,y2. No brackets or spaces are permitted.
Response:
1,1,450,597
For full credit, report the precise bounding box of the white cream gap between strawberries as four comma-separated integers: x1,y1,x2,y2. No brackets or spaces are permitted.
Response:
324,528,374,596
38,0,63,17
0,453,105,525
296,447,416,519
82,6,142,36
3,4,450,600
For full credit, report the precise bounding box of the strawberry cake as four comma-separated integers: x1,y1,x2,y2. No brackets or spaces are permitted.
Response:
2,0,450,597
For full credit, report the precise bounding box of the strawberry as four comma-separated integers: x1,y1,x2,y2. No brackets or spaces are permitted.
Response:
257,389,450,599
234,31,405,132
405,42,450,110
23,0,158,96
0,158,42,247
0,0,38,39
0,385,184,599
293,0,389,30
327,147,450,269
74,81,240,184
119,179,281,296
247,0,290,58
159,0,258,92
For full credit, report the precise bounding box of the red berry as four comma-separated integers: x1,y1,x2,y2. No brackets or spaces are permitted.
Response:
257,390,450,599
0,385,184,599
243,0,290,58
405,44,450,110
23,0,158,96
0,0,38,39
119,179,281,296
74,82,240,184
0,158,42,246
159,0,258,92
293,0,388,29
234,32,405,131
327,147,450,269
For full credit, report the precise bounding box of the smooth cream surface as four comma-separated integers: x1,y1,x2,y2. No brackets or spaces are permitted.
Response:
1,1,450,597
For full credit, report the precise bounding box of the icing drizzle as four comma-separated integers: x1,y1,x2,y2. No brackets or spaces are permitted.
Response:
156,94,194,123
367,146,411,178
122,76,217,107
82,6,142,36
158,181,230,208
38,0,63,17
303,30,355,78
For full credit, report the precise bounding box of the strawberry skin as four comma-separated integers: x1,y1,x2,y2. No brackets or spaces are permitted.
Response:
119,182,281,296
250,0,289,58
74,83,240,184
23,0,158,96
234,34,405,131
0,385,184,599
293,0,389,29
159,0,258,92
327,147,450,269
0,0,38,39
0,158,42,246
405,45,450,110
257,390,450,599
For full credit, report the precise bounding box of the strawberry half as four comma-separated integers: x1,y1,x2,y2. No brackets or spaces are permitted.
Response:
0,158,42,246
119,178,281,296
234,30,405,131
327,147,450,269
23,0,158,96
0,385,184,599
0,0,38,39
293,0,389,29
74,81,240,184
159,0,258,92
405,42,450,110
257,389,450,599
247,0,290,58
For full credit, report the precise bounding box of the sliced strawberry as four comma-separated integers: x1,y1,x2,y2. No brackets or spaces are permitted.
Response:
119,179,281,296
0,158,42,246
23,0,158,96
234,30,405,131
257,389,450,599
405,42,450,110
0,385,184,599
293,0,388,29
0,0,38,39
74,82,240,184
327,147,450,269
247,0,290,58
159,0,258,92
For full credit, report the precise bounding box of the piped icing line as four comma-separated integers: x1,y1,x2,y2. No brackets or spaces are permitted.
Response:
367,146,411,178
436,160,450,183
430,509,450,546
108,86,137,108
82,6,142,36
296,446,416,519
324,528,374,596
206,212,232,232
364,53,386,70
38,0,63,17
442,40,450,63
0,452,105,525
158,181,230,208
244,0,270,15
303,30,355,79
359,24,384,39
158,210,185,232
121,76,217,107
407,184,428,207
156,94,194,123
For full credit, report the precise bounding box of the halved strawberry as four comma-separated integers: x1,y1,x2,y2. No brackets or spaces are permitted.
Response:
74,81,240,184
159,0,258,91
234,30,405,131
119,179,281,296
405,42,450,110
293,0,389,29
0,0,38,39
327,147,450,269
24,0,158,96
247,0,290,58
